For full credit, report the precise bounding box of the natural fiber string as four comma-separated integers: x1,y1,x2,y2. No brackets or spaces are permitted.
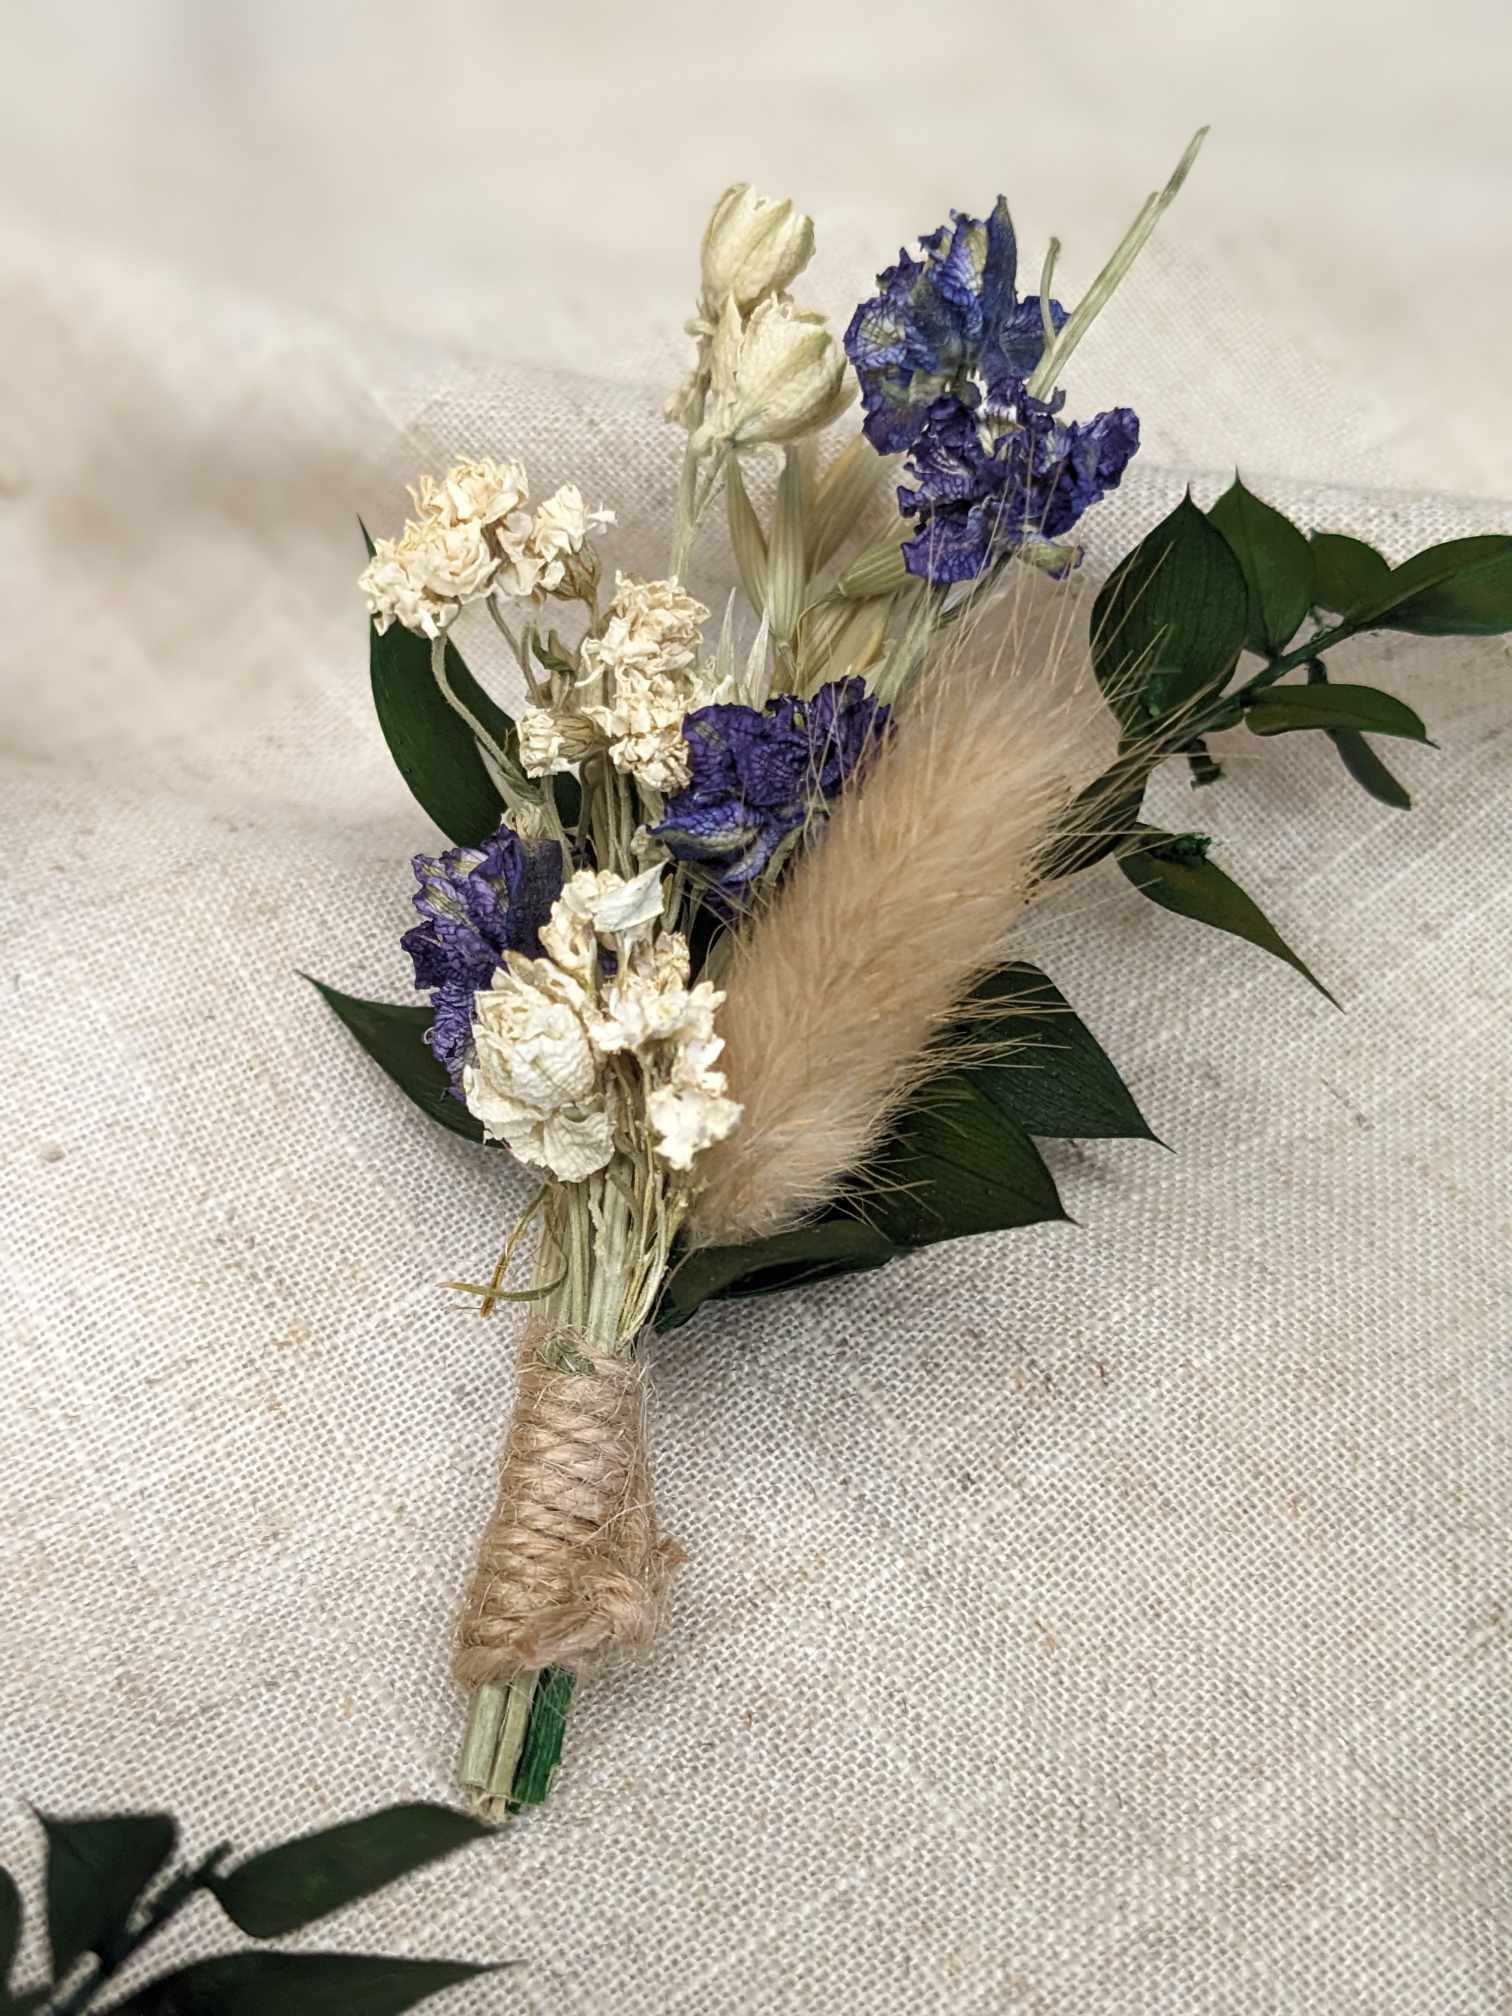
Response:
454,1316,683,1686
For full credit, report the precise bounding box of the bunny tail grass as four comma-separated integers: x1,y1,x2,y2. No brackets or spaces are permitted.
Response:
687,595,1109,1249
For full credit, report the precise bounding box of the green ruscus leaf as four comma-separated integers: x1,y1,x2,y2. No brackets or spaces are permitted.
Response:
1119,828,1334,1003
1329,727,1411,809
39,1811,177,1981
656,1221,898,1331
1333,533,1512,638
1309,530,1390,614
207,1806,491,1942
656,965,1158,1332
866,1084,1066,1248
361,522,516,847
2,1868,24,2001
960,964,1156,1143
1243,682,1429,742
1091,492,1248,729
303,978,485,1145
1208,476,1314,656
101,1950,506,2015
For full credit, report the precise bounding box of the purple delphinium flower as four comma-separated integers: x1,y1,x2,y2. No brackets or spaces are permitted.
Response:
844,196,1140,584
401,826,563,1094
652,677,890,905
898,390,1140,584
843,196,1066,457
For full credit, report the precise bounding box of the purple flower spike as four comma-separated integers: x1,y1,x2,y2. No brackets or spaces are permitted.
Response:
845,196,1140,583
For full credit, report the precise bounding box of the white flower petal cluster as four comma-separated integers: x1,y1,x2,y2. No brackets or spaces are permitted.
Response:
578,574,714,793
518,705,569,778
496,483,614,599
697,295,853,456
463,954,616,1183
461,867,739,1181
358,461,613,638
591,932,742,1173
539,865,666,980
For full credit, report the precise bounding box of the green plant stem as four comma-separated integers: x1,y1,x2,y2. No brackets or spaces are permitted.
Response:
1049,640,1333,878
48,1847,230,2015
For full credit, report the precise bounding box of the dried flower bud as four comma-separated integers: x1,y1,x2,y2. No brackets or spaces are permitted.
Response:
700,184,815,313
697,297,852,457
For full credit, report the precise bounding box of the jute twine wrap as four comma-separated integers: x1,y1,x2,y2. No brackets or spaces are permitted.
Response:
454,1317,683,1687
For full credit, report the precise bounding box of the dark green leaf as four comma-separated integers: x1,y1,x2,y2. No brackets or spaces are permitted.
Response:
207,1806,490,1942
1,1868,21,1995
362,522,515,847
1208,476,1314,656
1119,828,1334,1003
866,1088,1065,1246
1309,531,1390,613
40,1811,177,1980
304,979,485,1145
656,1220,898,1330
657,967,1159,1331
1091,493,1248,729
1044,777,1147,880
1329,728,1411,809
508,1669,576,1809
1244,682,1429,742
102,1950,505,2015
961,965,1155,1143
1334,534,1512,637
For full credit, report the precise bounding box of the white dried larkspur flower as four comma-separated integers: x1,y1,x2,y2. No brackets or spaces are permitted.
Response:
463,955,615,1182
591,931,741,1172
496,483,614,599
359,516,498,639
540,865,666,981
696,295,852,455
577,574,713,791
414,457,529,530
529,484,614,591
518,705,570,778
580,574,709,682
584,664,699,794
700,184,816,314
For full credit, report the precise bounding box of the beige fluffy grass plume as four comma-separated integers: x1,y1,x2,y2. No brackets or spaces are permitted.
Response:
687,585,1111,1249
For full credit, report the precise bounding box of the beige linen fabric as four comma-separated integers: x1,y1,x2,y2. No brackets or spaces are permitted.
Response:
1,5,1509,2012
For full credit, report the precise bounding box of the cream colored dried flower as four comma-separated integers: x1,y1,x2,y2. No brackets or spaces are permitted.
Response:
359,516,498,639
495,484,614,598
591,931,742,1172
414,458,529,529
530,485,613,589
463,955,614,1182
518,705,569,778
583,665,699,794
539,866,667,982
696,295,852,455
580,574,709,682
700,184,815,313
416,517,499,603
577,574,713,790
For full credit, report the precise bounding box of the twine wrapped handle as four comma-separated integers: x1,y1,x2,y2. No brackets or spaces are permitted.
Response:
454,1319,682,1687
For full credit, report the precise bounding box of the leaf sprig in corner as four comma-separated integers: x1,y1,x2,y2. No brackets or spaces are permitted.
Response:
3,1802,505,2015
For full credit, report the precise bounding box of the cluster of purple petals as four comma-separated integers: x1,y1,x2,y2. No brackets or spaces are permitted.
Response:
898,392,1140,584
843,195,1064,456
401,826,564,1094
651,677,890,906
843,196,1139,583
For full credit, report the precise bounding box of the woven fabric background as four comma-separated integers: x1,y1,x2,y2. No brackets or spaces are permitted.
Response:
2,5,1509,2012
